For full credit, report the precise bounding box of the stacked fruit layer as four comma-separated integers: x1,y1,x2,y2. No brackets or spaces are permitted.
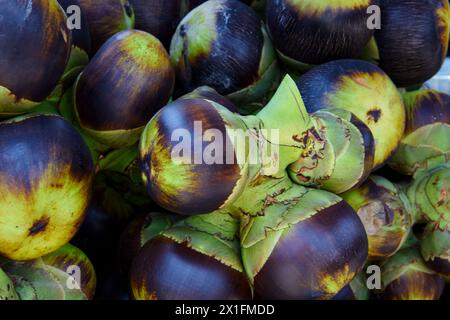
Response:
0,0,449,300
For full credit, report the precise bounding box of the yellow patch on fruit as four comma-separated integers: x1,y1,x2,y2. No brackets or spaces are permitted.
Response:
0,165,92,261
318,264,354,298
0,86,38,116
436,0,450,59
170,0,218,65
328,71,405,168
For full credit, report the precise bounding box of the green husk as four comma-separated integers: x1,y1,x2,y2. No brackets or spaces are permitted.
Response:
0,268,18,300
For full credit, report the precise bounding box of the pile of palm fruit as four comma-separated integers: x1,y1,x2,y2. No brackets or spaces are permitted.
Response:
0,0,449,300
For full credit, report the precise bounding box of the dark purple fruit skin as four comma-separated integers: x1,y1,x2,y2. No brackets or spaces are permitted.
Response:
78,0,134,53
425,257,450,278
405,91,450,135
189,0,253,9
254,201,368,300
331,285,356,300
130,236,252,300
381,271,445,300
374,0,449,87
75,30,174,131
139,99,242,215
129,0,182,49
180,86,240,113
57,0,91,54
266,0,376,65
348,113,376,186
173,0,264,97
0,115,94,192
117,214,149,275
71,205,118,271
0,0,71,102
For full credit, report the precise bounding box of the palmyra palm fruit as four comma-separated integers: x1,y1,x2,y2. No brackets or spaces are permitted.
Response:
140,74,377,215
118,212,180,274
0,0,71,116
266,0,376,70
57,0,91,71
78,0,135,53
379,247,445,300
130,213,252,300
0,268,18,300
75,30,174,149
129,0,185,49
297,59,405,169
342,176,412,260
288,108,375,194
180,86,239,113
373,0,450,88
0,114,94,261
389,89,450,175
129,0,251,49
0,244,96,300
240,181,369,299
170,0,279,111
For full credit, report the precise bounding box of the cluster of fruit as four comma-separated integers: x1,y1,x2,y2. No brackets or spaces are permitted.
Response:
0,0,449,300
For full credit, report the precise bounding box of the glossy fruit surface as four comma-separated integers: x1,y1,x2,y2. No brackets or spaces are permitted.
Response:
297,59,405,168
130,213,252,300
374,0,450,87
75,30,174,148
0,114,94,260
0,0,71,115
78,0,135,52
170,0,279,108
266,0,376,68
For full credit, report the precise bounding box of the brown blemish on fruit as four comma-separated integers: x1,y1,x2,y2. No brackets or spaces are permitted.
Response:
367,108,382,123
29,217,50,235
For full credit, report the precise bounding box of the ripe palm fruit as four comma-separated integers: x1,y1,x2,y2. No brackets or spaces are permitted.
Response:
139,75,313,215
129,0,184,49
170,0,279,111
266,0,376,70
75,30,175,149
389,89,450,175
130,212,252,300
297,59,405,169
78,0,135,53
0,244,96,300
140,74,376,215
288,108,375,193
0,114,94,261
341,176,412,260
118,212,181,275
374,0,450,88
0,0,71,116
240,181,368,299
379,247,445,300
0,268,18,300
